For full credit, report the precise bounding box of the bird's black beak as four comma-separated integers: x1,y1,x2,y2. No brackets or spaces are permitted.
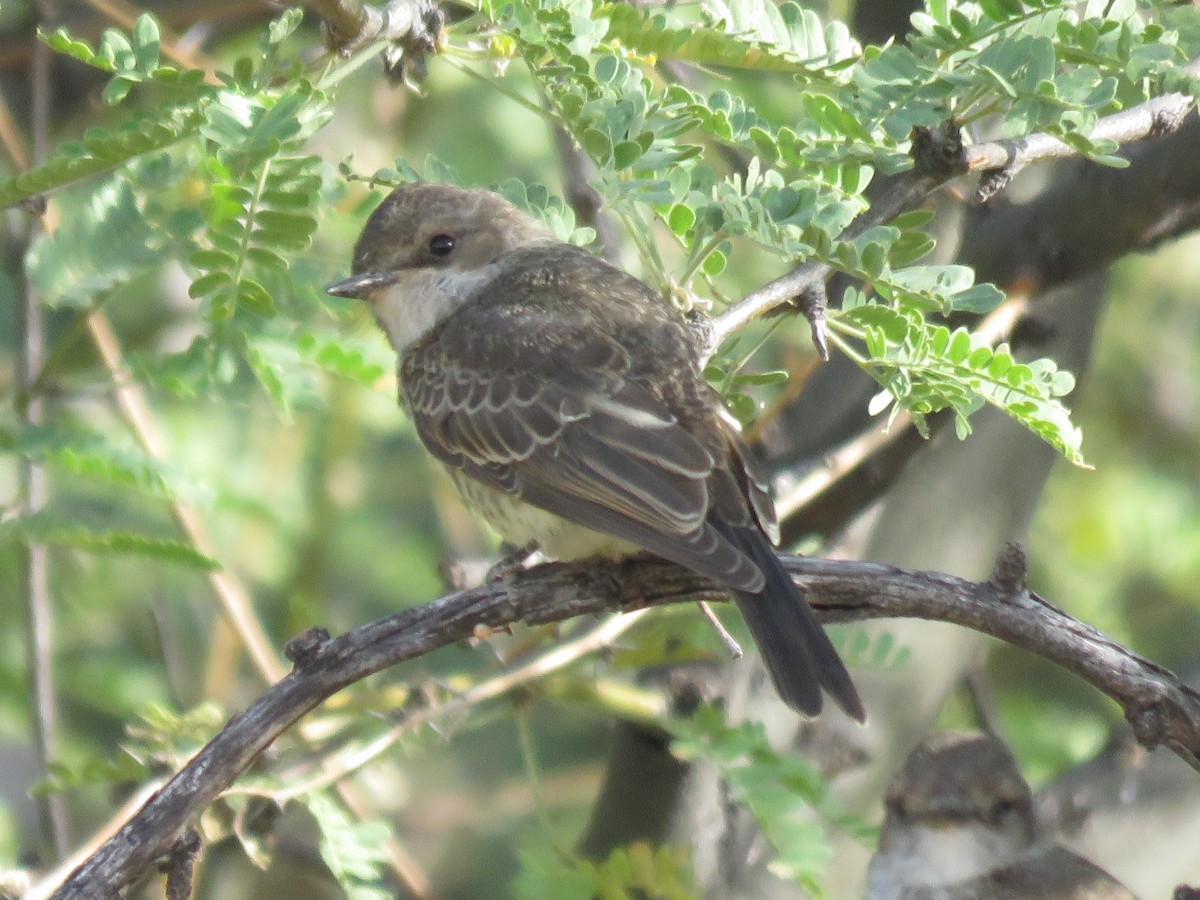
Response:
325,270,405,300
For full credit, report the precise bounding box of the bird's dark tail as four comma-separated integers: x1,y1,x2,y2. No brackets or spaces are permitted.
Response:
715,522,865,722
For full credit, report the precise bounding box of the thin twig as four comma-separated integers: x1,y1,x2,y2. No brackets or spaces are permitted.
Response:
19,2,69,860
262,610,652,804
43,550,1200,898
0,89,30,169
774,292,1029,519
22,779,166,900
84,315,287,686
696,601,743,659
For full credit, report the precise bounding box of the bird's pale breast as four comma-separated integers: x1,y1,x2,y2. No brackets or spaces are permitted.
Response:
452,471,639,560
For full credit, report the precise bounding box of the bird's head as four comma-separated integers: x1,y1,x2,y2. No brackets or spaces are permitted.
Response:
325,182,552,305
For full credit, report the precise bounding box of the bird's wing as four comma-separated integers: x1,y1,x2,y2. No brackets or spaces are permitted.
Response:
402,312,765,592
989,846,1138,899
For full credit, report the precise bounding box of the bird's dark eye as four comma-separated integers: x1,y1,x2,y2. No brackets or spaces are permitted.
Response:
428,234,456,258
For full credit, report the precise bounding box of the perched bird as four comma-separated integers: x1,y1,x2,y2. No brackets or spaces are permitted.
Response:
326,182,863,720
865,730,1138,900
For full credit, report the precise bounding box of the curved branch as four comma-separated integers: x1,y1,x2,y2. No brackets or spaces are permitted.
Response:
45,549,1200,899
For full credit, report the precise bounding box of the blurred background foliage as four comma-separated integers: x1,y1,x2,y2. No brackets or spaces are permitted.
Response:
0,0,1198,897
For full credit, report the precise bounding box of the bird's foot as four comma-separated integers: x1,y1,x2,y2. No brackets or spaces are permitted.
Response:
485,541,542,583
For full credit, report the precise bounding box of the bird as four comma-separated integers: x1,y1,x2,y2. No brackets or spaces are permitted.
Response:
865,730,1138,899
326,181,864,721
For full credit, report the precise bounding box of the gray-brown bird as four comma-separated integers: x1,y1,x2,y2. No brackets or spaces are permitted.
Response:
326,182,863,720
865,731,1137,900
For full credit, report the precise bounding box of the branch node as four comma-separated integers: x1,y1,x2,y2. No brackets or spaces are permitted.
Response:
987,542,1027,599
910,121,967,179
285,627,332,668
1126,699,1167,751
382,3,446,89
19,195,47,216
161,826,201,900
1149,106,1186,139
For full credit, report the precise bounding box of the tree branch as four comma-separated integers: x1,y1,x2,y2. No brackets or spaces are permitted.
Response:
44,550,1200,899
969,56,1200,202
709,58,1200,352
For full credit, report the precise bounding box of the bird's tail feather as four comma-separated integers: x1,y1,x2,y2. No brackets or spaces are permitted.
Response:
716,522,865,722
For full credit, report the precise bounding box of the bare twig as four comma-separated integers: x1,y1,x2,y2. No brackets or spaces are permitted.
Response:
23,779,165,900
696,601,743,659
774,292,1029,520
85,315,288,687
18,2,69,861
43,550,1200,898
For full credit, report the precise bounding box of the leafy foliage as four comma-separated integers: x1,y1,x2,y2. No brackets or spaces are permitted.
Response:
42,13,205,105
833,298,1084,463
0,511,218,570
470,0,1200,464
3,0,1200,896
0,420,211,504
303,791,396,900
513,840,695,899
671,706,874,893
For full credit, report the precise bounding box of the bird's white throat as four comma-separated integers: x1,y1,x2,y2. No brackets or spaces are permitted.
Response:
372,263,504,351
867,821,1027,896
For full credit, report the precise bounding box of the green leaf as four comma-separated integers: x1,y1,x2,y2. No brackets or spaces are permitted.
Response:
670,707,867,890
0,514,219,570
0,104,204,208
132,13,161,73
669,203,696,235
26,177,159,307
304,792,395,900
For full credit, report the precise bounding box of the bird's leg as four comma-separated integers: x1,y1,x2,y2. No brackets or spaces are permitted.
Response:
696,601,744,659
485,541,542,583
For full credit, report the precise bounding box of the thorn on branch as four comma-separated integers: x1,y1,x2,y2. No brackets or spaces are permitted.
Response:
161,826,201,900
796,282,830,361
909,122,968,179
988,542,1028,599
1126,699,1167,752
976,166,1015,204
285,627,332,668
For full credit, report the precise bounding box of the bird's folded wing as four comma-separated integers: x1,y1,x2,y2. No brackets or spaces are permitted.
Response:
403,331,764,592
